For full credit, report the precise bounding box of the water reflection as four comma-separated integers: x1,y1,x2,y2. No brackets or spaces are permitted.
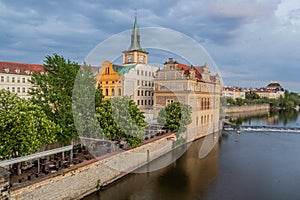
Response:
84,112,300,200
84,137,219,200
231,110,300,127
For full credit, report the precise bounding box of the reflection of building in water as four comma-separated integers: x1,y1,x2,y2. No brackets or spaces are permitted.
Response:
153,58,223,140
266,114,279,126
95,15,158,115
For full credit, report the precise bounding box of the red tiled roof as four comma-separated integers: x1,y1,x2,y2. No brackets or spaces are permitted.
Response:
0,61,44,75
177,63,208,81
177,63,190,70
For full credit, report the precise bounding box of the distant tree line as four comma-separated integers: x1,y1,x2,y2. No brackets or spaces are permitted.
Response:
223,90,300,110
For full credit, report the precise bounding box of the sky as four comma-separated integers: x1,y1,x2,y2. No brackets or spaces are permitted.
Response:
1,0,300,92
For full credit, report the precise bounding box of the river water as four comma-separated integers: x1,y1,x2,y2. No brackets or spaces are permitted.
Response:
84,110,300,200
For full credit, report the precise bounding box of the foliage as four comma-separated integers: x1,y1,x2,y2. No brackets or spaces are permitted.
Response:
225,89,300,111
278,90,300,109
157,102,192,133
0,89,60,160
72,63,103,139
96,96,147,147
30,54,80,145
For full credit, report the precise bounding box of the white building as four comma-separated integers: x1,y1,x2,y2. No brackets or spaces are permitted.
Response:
0,61,44,99
122,64,158,111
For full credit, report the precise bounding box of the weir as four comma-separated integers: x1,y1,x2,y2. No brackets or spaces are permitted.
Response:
223,124,300,132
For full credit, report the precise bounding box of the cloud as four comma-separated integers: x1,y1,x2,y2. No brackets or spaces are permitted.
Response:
0,0,300,91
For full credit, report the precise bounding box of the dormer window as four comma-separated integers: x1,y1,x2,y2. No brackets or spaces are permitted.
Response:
4,68,9,73
15,69,20,74
25,70,30,75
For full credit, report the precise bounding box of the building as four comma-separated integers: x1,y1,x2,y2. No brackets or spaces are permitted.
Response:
96,15,158,114
266,81,283,91
223,87,246,99
0,61,44,99
153,58,222,140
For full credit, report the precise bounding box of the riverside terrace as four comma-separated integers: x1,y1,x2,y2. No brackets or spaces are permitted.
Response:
1,126,168,189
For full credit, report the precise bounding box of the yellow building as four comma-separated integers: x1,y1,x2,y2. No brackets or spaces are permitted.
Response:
96,61,122,100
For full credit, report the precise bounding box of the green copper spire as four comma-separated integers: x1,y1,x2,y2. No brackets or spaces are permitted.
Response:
128,12,143,51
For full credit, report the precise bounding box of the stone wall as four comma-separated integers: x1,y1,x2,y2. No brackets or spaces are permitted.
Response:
225,103,270,117
9,135,174,200
0,167,10,200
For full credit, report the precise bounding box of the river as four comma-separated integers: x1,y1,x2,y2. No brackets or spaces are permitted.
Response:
84,110,300,200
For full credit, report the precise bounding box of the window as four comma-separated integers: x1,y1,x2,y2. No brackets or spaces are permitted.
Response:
0,76,3,82
17,78,20,83
137,90,140,96
137,70,139,75
6,77,9,82
196,117,199,126
137,80,140,85
141,91,144,96
141,81,144,86
166,99,174,105
22,87,26,93
112,89,115,96
145,100,147,105
22,78,26,83
148,100,151,105
118,89,121,96
17,87,20,93
106,81,108,84
141,100,143,105
12,77,15,83
141,70,144,76
105,89,109,96
12,87,15,92
106,67,110,74
112,81,114,84
145,71,147,76
137,100,140,105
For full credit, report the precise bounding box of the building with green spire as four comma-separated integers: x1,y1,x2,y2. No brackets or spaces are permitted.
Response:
123,14,148,66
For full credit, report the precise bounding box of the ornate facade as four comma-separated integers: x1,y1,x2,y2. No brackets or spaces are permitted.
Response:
153,58,223,140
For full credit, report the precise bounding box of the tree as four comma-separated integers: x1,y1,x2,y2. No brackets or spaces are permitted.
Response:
0,89,60,161
157,102,192,133
96,96,147,147
72,63,103,139
30,54,80,144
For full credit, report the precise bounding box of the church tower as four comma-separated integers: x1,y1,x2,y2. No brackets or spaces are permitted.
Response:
123,13,148,65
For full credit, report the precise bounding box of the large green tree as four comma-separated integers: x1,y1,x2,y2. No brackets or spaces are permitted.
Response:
0,89,60,161
97,96,147,147
30,54,80,144
72,63,103,139
157,102,192,133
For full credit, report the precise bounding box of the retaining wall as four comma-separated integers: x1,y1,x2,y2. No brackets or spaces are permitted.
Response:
9,135,174,200
225,103,270,117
